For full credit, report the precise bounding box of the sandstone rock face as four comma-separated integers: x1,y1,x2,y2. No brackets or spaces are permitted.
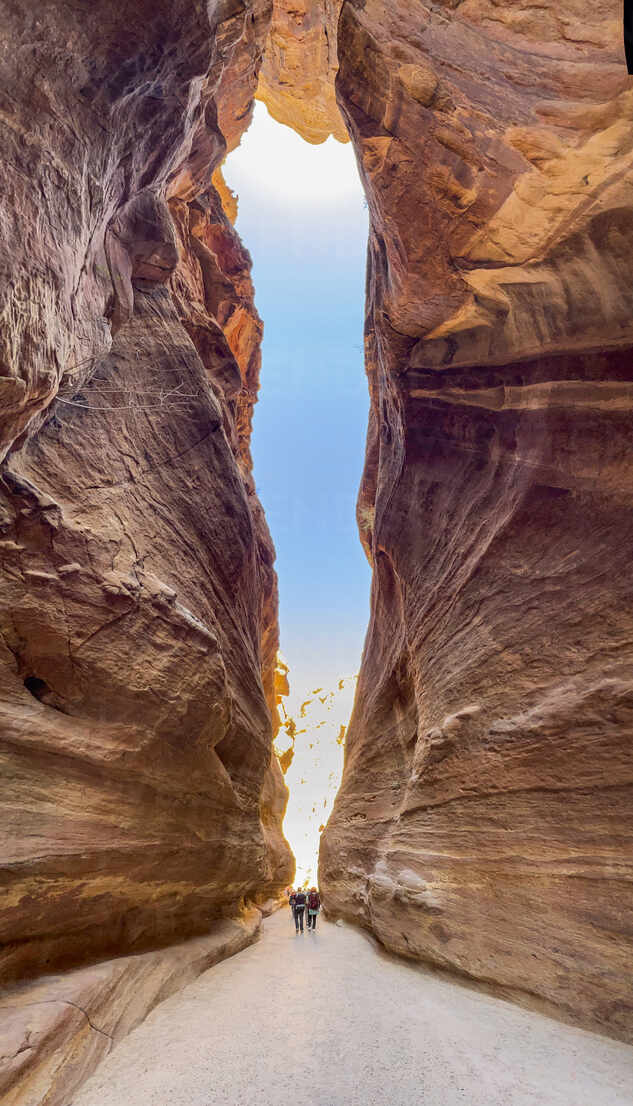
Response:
0,0,292,986
257,0,348,143
320,0,633,1041
0,910,261,1106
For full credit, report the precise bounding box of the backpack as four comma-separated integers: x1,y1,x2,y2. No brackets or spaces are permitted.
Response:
308,892,320,910
295,892,306,907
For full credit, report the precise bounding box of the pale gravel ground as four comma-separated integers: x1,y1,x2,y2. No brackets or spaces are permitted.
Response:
72,911,633,1106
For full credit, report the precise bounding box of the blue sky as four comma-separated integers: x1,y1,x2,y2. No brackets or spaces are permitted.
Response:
224,104,370,701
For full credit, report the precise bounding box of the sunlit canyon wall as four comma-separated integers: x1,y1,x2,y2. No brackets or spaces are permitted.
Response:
312,0,633,1042
0,0,294,996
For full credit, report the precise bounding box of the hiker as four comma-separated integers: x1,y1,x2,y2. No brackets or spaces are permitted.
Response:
288,888,297,928
306,887,321,931
294,888,307,933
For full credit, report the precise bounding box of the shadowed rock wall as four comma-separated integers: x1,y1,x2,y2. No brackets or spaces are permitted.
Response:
320,0,633,1041
0,0,293,986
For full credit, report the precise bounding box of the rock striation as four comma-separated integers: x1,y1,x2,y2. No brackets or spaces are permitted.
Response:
320,0,633,1041
0,0,293,992
0,909,261,1106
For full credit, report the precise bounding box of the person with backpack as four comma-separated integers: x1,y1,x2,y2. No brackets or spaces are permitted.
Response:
306,887,321,931
293,888,307,933
306,887,320,930
288,888,297,929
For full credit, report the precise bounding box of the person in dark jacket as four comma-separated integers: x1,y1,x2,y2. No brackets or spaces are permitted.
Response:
288,889,297,929
306,887,321,931
294,889,307,932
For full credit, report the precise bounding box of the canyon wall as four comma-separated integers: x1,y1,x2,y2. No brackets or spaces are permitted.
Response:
0,0,293,987
320,0,633,1041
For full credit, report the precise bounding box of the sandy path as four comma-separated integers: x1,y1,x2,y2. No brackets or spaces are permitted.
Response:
72,910,633,1106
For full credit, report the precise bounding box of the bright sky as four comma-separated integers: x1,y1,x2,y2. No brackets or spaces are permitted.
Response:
275,674,357,889
224,103,370,705
224,104,370,882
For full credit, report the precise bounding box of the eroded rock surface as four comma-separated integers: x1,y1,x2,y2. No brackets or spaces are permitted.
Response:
257,0,347,143
0,909,261,1106
0,0,292,989
320,0,633,1041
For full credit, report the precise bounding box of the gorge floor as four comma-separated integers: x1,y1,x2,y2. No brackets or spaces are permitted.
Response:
71,910,633,1105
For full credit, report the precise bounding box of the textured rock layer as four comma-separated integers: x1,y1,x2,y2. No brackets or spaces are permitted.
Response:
0,0,293,988
0,908,260,1106
257,0,347,143
320,0,633,1041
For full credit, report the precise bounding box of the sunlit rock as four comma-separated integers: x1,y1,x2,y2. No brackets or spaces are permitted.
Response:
279,673,356,888
257,0,348,144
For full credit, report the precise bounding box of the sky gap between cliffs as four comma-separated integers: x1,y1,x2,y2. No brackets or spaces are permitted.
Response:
224,103,370,883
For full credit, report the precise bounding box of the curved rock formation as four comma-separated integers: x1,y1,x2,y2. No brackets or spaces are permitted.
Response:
1,910,261,1106
320,0,633,1042
0,0,292,986
257,0,347,143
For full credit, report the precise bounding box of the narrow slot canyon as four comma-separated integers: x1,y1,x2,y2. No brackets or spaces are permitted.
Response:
0,2,632,1104
222,103,370,887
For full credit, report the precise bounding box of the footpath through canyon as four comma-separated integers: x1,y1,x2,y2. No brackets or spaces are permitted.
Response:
72,910,633,1106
